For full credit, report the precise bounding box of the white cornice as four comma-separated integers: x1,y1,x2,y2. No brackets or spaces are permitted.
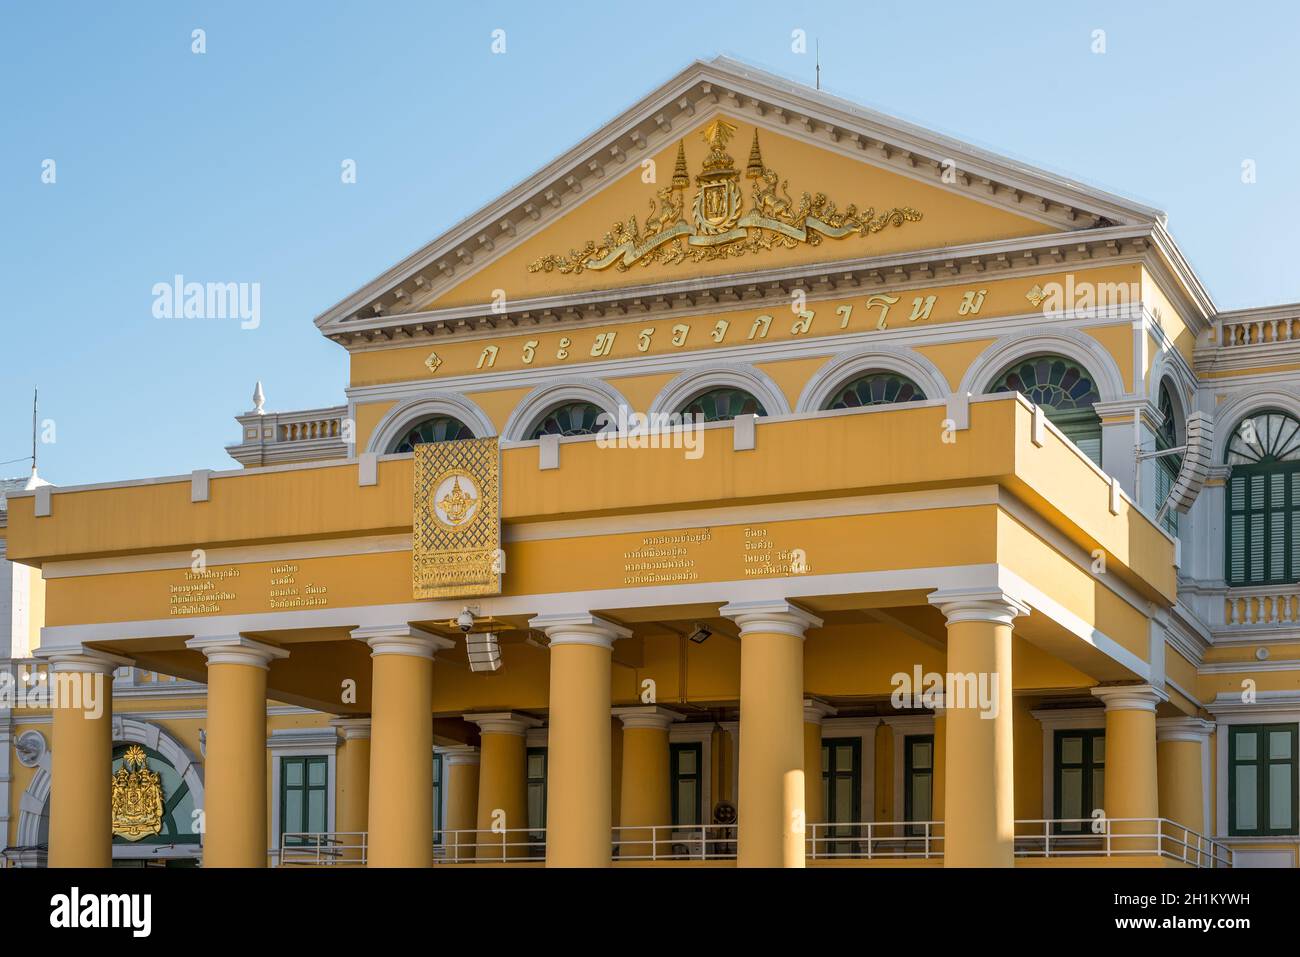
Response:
313,56,1161,340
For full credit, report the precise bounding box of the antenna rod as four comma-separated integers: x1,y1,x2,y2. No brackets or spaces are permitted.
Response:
31,387,38,474
816,40,821,90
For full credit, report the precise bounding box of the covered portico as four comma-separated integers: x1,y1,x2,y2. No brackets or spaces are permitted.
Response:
8,394,1211,868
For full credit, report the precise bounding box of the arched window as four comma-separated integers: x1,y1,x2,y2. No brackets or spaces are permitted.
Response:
1225,410,1300,585
989,355,1102,464
677,387,766,423
527,401,609,439
389,415,474,453
823,372,926,410
1155,384,1182,536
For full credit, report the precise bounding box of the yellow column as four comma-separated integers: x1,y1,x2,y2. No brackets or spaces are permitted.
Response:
613,706,680,859
441,747,480,862
1156,718,1212,837
1093,684,1165,853
933,698,947,826
187,636,288,868
724,600,821,868
929,589,1026,868
354,625,453,868
42,648,128,868
467,712,537,860
532,613,630,867
330,718,371,863
803,699,835,854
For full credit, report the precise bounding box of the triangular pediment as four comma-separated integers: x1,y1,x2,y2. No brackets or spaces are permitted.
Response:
317,57,1162,338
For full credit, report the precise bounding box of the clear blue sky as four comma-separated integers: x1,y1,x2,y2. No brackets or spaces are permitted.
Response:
2,1,1297,487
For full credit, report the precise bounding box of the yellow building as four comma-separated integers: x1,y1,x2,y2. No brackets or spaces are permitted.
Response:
3,58,1298,869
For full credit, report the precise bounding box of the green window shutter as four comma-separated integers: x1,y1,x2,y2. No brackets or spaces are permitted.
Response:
1228,473,1246,584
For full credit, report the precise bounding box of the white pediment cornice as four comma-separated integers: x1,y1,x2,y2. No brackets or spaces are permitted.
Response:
327,225,1185,352
313,56,1172,341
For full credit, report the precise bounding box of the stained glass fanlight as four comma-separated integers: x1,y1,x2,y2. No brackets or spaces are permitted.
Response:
824,372,926,410
677,387,766,423
390,415,474,453
989,355,1102,464
527,401,609,439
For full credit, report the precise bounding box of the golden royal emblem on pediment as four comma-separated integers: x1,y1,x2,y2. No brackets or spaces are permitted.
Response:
528,121,923,275
111,745,164,841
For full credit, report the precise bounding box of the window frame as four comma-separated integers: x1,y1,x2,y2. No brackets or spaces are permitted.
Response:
1224,459,1300,586
669,742,703,827
526,746,548,839
1052,729,1106,835
1228,723,1299,837
902,733,934,835
279,754,330,846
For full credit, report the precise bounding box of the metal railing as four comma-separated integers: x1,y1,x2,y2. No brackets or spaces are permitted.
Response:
279,832,368,866
432,828,545,863
1014,818,1233,868
612,824,738,861
281,818,1233,868
807,821,943,860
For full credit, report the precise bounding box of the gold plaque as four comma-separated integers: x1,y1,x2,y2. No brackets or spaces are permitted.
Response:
111,745,164,841
413,437,502,598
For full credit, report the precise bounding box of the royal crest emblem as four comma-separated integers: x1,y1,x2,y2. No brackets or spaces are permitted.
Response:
528,119,923,274
413,438,502,599
111,745,165,841
432,472,480,529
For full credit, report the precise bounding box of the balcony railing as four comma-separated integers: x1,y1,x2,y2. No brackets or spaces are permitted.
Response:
1217,313,1300,348
612,824,738,861
1014,818,1232,868
227,404,349,467
433,828,545,863
807,821,942,860
279,832,367,866
1223,585,1300,627
278,818,1232,868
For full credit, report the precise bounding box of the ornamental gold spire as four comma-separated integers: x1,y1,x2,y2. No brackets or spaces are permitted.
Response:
671,140,690,191
745,129,764,179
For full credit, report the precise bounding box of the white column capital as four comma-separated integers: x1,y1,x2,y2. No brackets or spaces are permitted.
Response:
719,600,822,638
329,717,371,741
612,705,684,730
185,635,288,669
351,624,455,659
803,698,838,724
1091,684,1168,713
35,646,131,675
439,746,480,767
928,588,1030,626
529,613,631,649
465,711,541,736
1156,716,1216,743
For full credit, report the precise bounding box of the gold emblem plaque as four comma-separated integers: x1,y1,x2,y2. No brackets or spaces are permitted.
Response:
111,745,165,841
413,437,502,599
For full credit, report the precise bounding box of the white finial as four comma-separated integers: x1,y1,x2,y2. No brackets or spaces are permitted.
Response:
252,380,266,415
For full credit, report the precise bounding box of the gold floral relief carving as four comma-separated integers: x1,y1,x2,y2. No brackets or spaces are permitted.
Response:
528,122,923,275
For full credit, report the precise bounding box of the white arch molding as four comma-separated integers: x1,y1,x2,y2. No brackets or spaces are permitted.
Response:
648,362,790,418
366,391,496,453
957,329,1127,403
501,377,631,441
15,717,206,850
795,344,948,413
1211,390,1300,463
